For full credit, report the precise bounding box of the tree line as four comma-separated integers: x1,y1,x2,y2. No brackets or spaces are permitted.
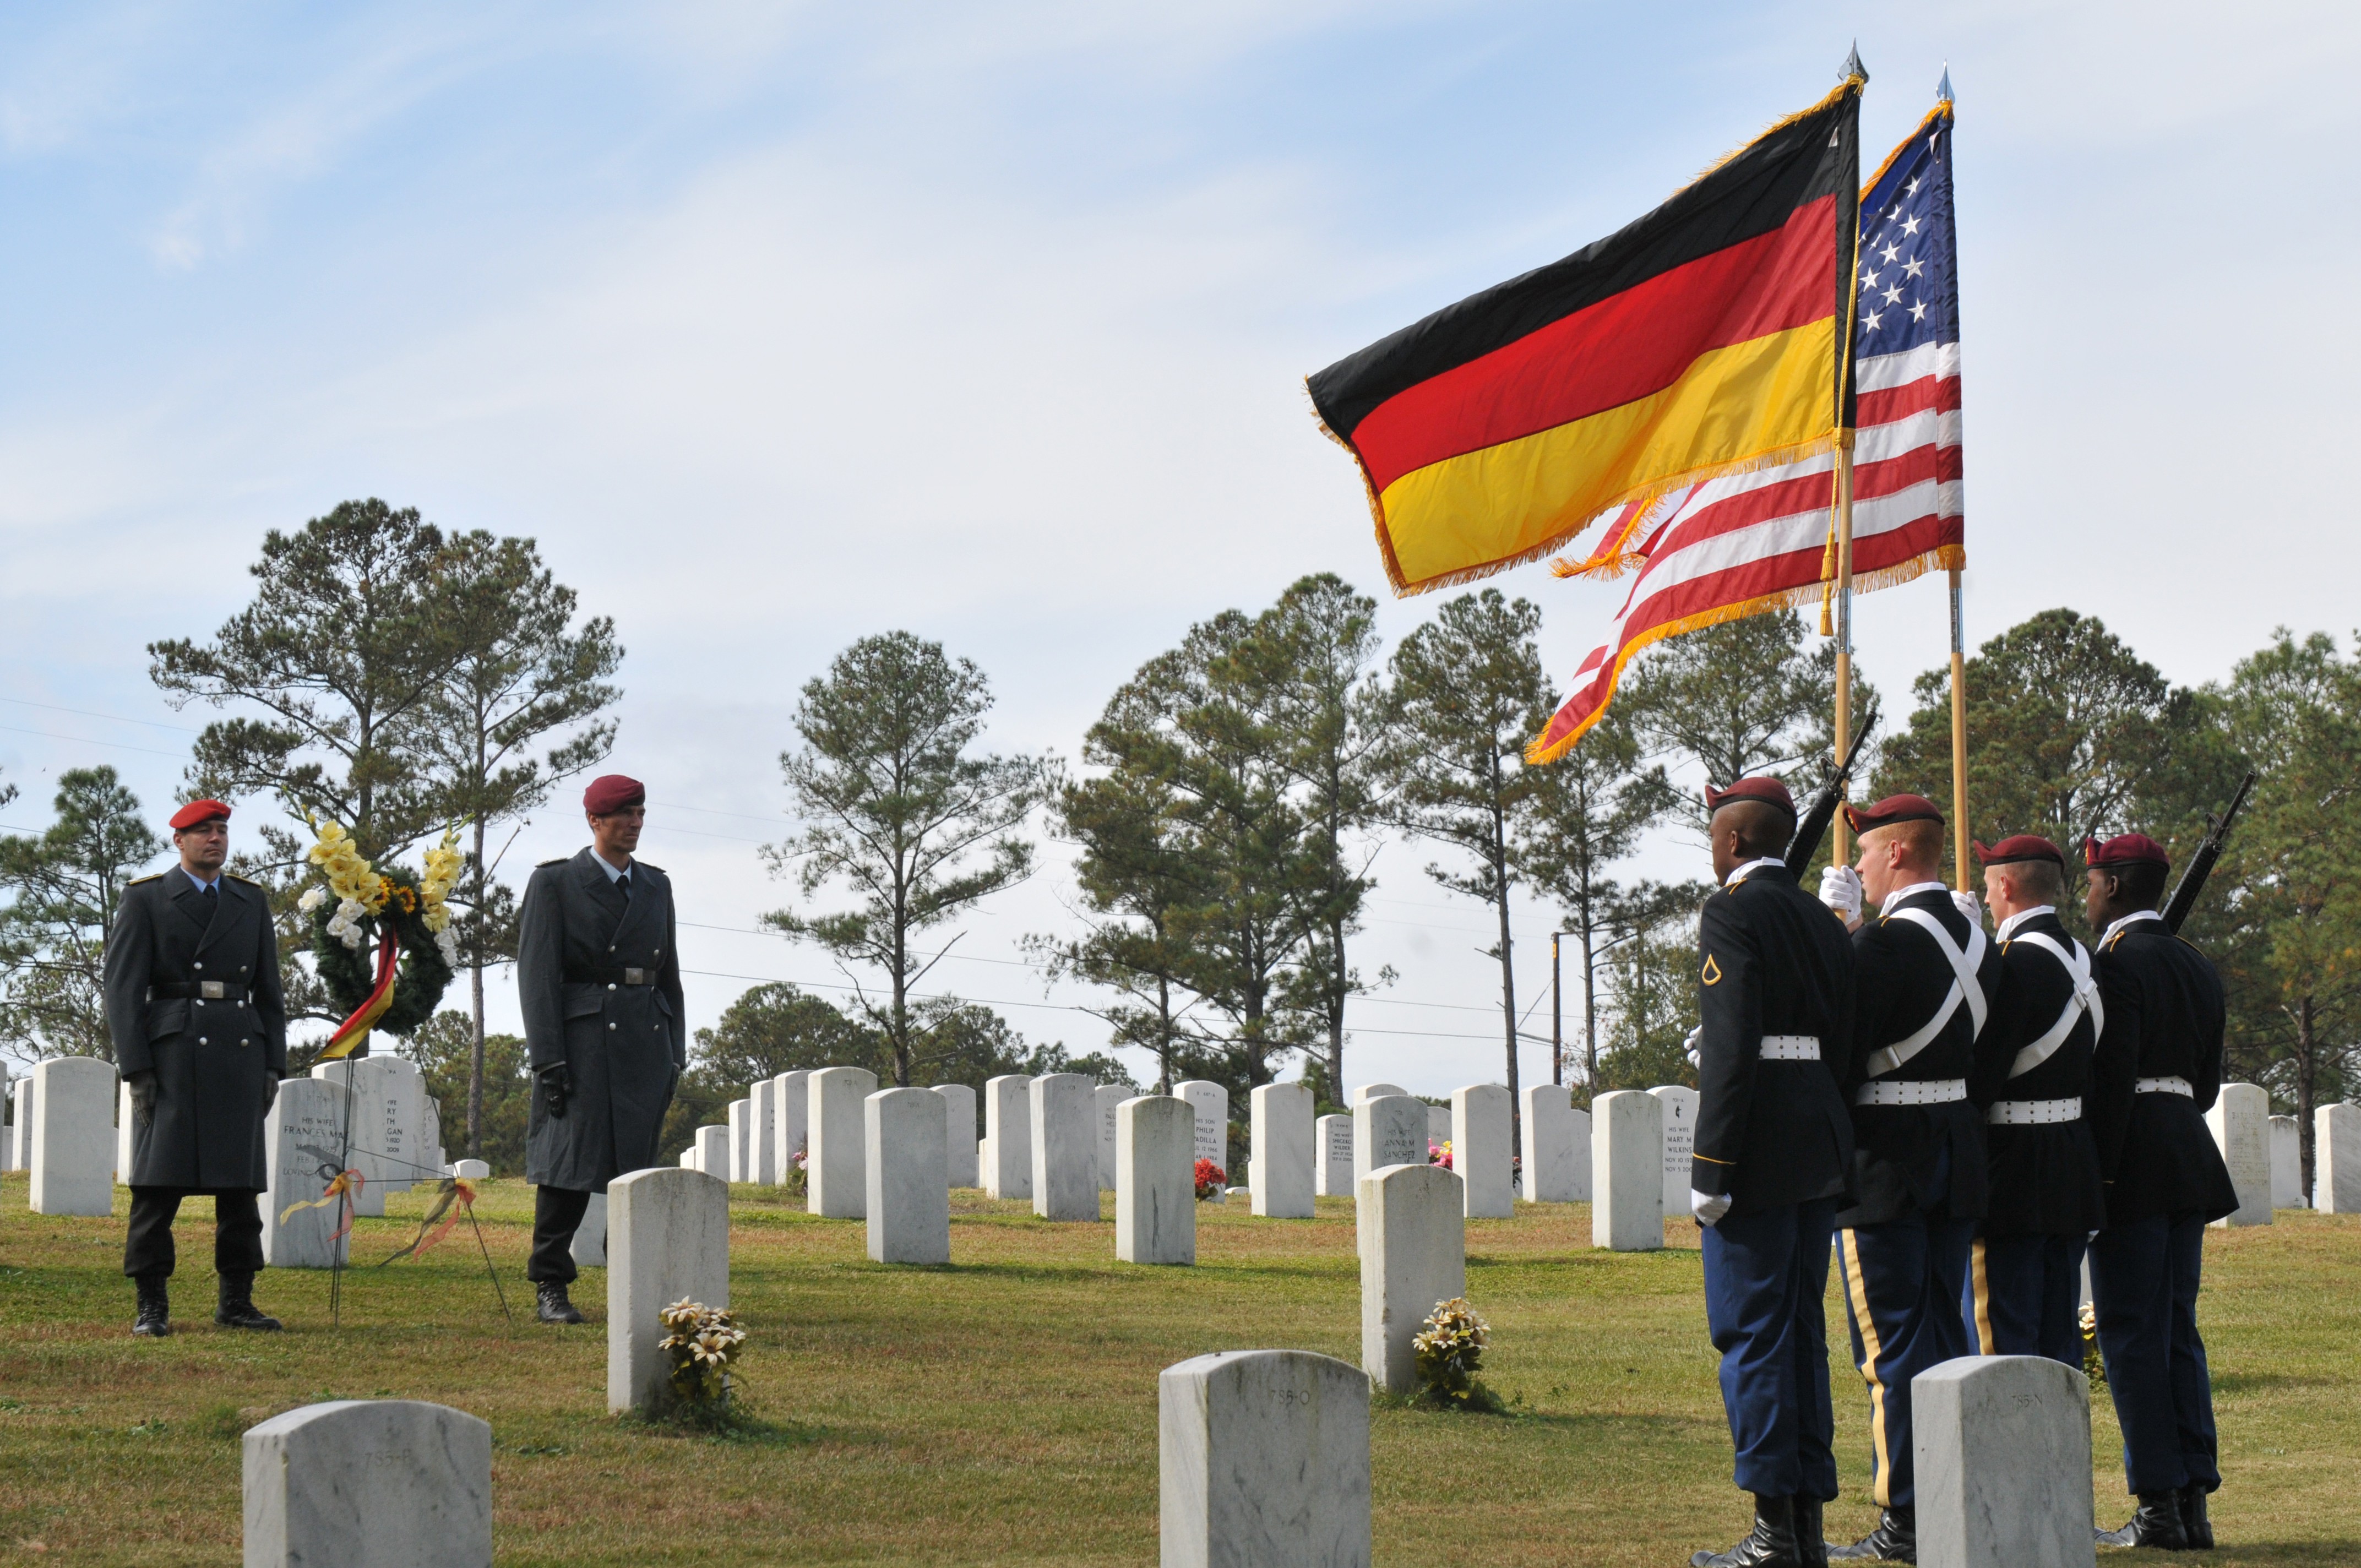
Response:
1,498,2352,1191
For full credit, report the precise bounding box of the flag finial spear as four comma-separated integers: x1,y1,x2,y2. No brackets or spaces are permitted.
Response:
1937,63,1954,102
1842,42,1868,83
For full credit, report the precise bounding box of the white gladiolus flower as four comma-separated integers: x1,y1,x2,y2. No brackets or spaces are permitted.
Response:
298,885,328,912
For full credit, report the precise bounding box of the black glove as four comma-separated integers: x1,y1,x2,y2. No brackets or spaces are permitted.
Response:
126,1070,159,1128
263,1071,281,1101
539,1063,572,1120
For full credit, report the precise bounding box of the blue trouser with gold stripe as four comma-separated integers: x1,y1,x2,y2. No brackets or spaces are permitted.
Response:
1701,1197,1840,1500
1837,1208,1975,1508
2089,1213,2218,1497
1962,1231,2086,1366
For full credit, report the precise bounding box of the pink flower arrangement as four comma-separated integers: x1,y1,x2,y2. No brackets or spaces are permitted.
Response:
1429,1140,1453,1170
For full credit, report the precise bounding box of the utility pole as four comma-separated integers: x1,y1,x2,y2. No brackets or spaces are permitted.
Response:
1549,930,1571,1086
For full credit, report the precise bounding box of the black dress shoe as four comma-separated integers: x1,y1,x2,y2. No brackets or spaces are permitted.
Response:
1691,1494,1801,1568
1828,1506,1914,1562
536,1282,585,1324
1793,1496,1827,1568
132,1276,172,1338
2178,1482,2214,1550
2098,1494,2188,1550
214,1273,282,1331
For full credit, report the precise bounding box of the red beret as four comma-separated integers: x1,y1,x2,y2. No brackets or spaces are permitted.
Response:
1705,776,1796,819
1974,835,2064,868
583,774,645,816
168,799,231,831
1842,793,1943,833
2085,832,2169,869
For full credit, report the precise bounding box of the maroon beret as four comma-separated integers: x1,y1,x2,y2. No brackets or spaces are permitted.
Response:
2085,832,2169,868
1842,793,1944,833
583,774,646,816
1705,776,1796,819
1974,835,2064,868
168,798,232,830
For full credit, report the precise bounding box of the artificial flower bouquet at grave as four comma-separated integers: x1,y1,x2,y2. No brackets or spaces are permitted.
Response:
1194,1158,1226,1200
1429,1140,1452,1169
295,813,465,1039
659,1298,746,1414
1411,1297,1497,1411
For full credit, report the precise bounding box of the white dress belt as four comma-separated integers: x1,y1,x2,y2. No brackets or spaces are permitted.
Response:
1854,1077,1968,1107
1760,1036,1820,1061
2136,1076,2194,1097
1988,1097,2082,1126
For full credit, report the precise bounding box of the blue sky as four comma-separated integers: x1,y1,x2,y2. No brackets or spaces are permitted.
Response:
4,3,2356,1091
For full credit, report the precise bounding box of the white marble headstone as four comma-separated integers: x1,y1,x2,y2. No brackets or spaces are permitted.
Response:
807,1065,876,1218
1357,1161,1465,1394
750,1077,779,1186
1351,1095,1427,1191
726,1097,752,1184
606,1167,729,1415
1517,1084,1585,1202
1591,1090,1663,1251
693,1124,729,1179
1450,1084,1513,1219
933,1081,979,1188
1095,1082,1125,1193
570,1190,608,1269
242,1400,492,1568
1350,1083,1407,1103
771,1069,811,1185
262,1076,352,1269
2318,1102,2360,1214
30,1056,113,1216
1315,1113,1353,1197
117,1079,135,1182
1249,1082,1315,1218
868,1087,950,1264
1159,1350,1371,1568
1175,1080,1229,1178
1117,1095,1195,1265
982,1074,1032,1200
2268,1114,2302,1210
1650,1085,1700,1220
1912,1354,2094,1568
2204,1081,2272,1228
8,1074,32,1173
1030,1072,1100,1221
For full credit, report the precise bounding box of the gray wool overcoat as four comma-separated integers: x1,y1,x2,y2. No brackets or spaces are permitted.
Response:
101,870,289,1191
516,848,686,1191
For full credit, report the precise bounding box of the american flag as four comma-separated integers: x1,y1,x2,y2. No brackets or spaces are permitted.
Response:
1528,99,1963,764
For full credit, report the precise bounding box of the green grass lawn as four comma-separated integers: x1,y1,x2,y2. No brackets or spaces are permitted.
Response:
2,1177,2354,1565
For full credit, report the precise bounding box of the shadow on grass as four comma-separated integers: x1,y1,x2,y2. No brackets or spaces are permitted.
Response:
613,1405,833,1447
2212,1371,2344,1395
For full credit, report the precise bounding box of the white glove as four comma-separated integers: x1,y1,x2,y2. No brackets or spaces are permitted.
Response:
1690,1188,1732,1226
1683,1025,1704,1069
1819,864,1864,929
1951,888,1985,927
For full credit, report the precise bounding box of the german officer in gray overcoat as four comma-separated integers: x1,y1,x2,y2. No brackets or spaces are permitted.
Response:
104,798,289,1337
515,773,686,1322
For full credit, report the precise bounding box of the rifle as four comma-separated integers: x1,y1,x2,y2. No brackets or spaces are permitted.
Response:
2161,770,2257,934
1785,719,1877,876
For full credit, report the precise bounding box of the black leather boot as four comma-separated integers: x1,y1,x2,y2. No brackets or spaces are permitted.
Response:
1793,1496,1828,1568
132,1275,171,1338
536,1282,585,1324
214,1273,282,1331
1690,1494,1801,1568
2098,1494,2188,1550
1829,1505,1915,1562
2178,1482,2214,1550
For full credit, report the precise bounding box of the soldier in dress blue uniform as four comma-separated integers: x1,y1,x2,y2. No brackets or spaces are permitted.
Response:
2083,832,2237,1551
104,798,288,1337
1687,777,1857,1568
1814,794,2006,1565
1959,835,2106,1366
514,774,686,1324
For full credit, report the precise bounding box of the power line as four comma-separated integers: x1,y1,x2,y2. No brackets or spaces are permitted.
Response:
0,695,202,734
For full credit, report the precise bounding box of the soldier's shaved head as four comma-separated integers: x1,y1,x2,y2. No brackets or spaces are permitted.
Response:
1711,798,1794,869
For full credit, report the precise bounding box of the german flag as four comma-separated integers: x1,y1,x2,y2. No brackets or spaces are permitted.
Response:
1309,75,1863,596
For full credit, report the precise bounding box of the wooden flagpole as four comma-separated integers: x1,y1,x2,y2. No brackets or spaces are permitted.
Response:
1949,567,1971,890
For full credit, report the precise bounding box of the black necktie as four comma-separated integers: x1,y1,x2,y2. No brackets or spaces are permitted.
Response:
203,883,219,907
617,872,631,900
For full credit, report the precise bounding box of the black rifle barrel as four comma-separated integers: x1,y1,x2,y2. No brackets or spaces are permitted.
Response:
1785,720,1878,876
2161,769,2257,934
